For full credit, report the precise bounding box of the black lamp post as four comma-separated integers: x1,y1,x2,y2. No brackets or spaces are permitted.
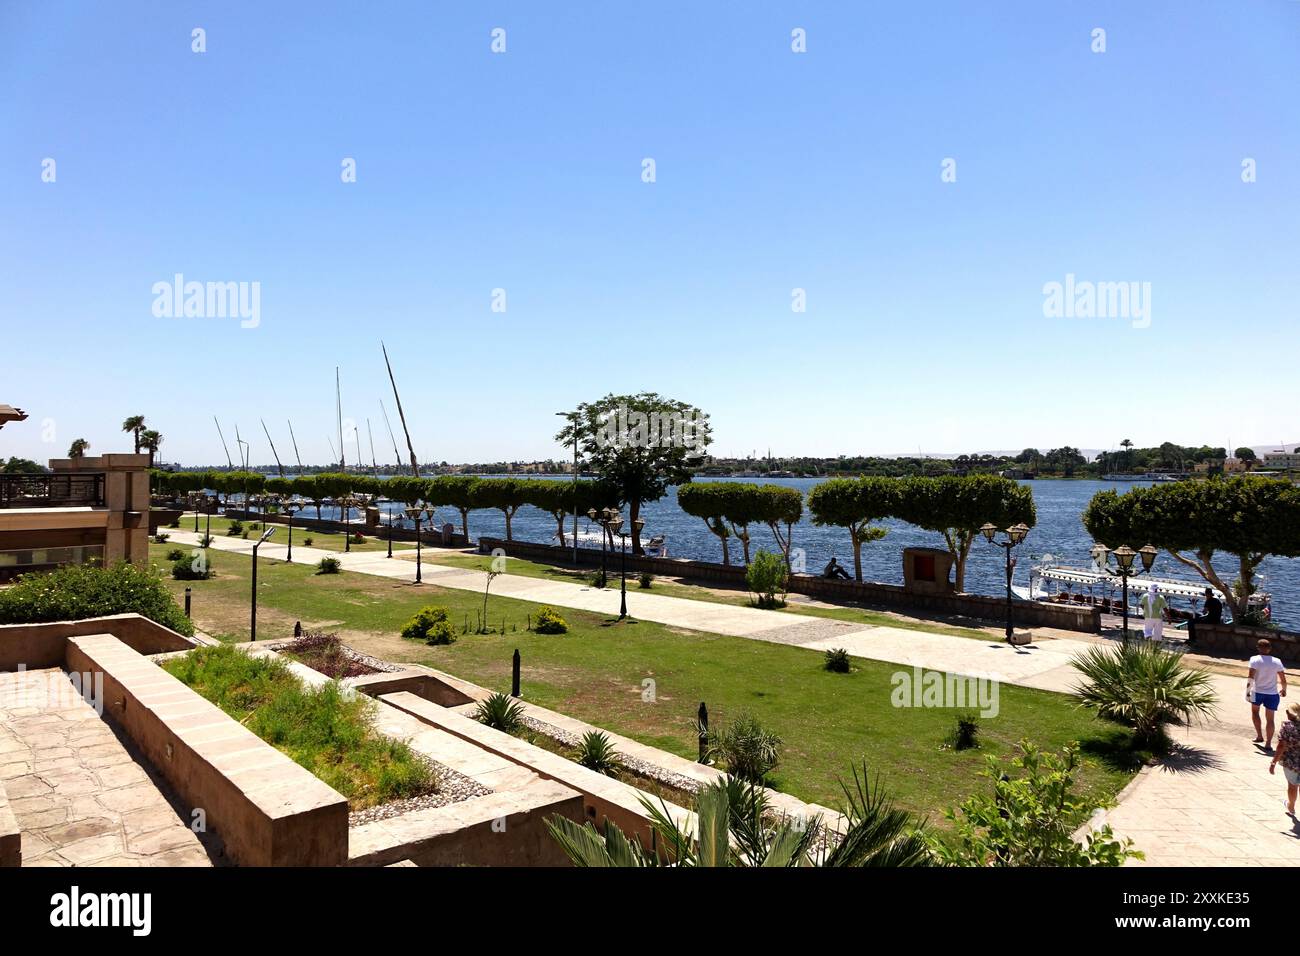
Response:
283,496,302,562
588,507,618,581
1092,542,1159,641
405,503,435,583
980,521,1031,644
606,514,645,620
250,526,276,642
341,495,356,553
386,505,396,559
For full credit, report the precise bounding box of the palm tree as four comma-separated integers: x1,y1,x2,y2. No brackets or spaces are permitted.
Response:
67,438,90,459
138,429,162,468
545,765,933,867
1120,438,1134,471
121,415,146,453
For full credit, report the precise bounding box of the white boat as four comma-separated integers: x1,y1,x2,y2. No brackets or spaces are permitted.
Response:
552,525,668,558
1016,560,1270,621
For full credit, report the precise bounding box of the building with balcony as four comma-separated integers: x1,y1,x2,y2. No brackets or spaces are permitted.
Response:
0,453,152,580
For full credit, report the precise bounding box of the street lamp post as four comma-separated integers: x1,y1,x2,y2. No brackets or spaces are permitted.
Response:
250,526,276,642
556,411,580,564
386,505,396,559
405,504,435,583
341,495,355,553
1091,542,1159,642
588,507,618,582
606,514,645,620
980,522,1031,644
283,497,302,562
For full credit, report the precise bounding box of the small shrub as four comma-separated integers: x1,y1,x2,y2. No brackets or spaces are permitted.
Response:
249,522,261,531
534,606,568,634
171,553,213,581
226,520,244,536
316,556,342,575
699,712,782,784
574,731,622,776
154,532,170,544
950,712,981,751
638,570,654,589
0,560,193,636
823,648,851,673
167,518,181,529
590,568,607,589
164,548,185,561
475,692,525,734
198,534,214,547
302,536,314,547
349,532,365,544
746,549,788,609
241,530,250,539
400,605,456,645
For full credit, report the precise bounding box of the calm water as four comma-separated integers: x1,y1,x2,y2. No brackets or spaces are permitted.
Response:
330,476,1297,629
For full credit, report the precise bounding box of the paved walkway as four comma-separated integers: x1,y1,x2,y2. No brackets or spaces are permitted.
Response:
0,668,213,867
167,527,1300,865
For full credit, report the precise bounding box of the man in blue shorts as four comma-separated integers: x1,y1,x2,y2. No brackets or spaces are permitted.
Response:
1249,639,1288,750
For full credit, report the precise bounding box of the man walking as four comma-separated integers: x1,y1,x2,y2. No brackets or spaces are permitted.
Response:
1138,582,1167,640
1249,639,1288,750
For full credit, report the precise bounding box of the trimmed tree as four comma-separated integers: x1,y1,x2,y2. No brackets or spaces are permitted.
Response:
808,477,896,582
677,483,734,565
1083,476,1300,620
894,474,1036,593
472,477,530,541
755,484,803,573
426,475,480,541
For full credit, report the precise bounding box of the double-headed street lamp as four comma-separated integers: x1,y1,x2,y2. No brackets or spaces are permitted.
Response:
980,522,1031,644
282,496,303,562
250,526,277,642
604,513,645,620
1091,542,1159,641
340,495,359,553
405,503,436,583
587,507,620,582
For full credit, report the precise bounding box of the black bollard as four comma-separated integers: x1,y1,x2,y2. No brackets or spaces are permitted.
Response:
697,701,709,763
511,649,521,698
184,587,191,618
294,620,302,638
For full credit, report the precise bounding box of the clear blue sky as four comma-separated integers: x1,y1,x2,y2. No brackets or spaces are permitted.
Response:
2,1,1297,467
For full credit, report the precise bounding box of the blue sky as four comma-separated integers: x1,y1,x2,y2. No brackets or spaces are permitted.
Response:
2,1,1297,466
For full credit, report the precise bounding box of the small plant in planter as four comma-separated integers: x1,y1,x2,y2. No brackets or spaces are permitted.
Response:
534,606,568,634
154,532,170,544
574,731,623,776
638,570,654,589
316,556,342,575
948,712,981,751
824,648,851,673
475,692,525,734
400,605,456,645
226,520,244,537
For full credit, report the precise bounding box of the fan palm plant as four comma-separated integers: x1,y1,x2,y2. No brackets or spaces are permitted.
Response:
138,429,163,467
1072,640,1217,748
121,415,146,453
67,438,90,458
545,763,932,868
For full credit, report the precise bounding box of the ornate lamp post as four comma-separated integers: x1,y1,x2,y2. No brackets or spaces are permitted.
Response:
404,503,436,583
386,504,397,559
587,507,620,582
250,526,276,641
980,522,1031,644
1091,542,1159,641
282,496,303,562
606,514,645,619
341,495,358,553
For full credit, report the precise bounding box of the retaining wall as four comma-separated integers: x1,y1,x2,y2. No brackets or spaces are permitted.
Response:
0,613,198,671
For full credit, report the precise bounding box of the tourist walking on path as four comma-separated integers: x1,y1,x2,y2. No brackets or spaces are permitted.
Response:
1138,582,1167,640
1249,639,1288,750
1269,703,1300,816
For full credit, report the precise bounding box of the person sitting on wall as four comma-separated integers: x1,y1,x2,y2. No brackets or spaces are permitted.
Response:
822,557,851,580
1188,588,1224,644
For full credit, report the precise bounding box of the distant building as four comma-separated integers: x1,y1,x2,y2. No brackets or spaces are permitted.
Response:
1263,452,1300,471
1193,457,1249,474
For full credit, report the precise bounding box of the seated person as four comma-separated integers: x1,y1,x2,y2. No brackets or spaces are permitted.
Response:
822,557,852,580
1188,588,1223,642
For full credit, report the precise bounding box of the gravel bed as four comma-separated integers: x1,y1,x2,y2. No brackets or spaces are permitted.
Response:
348,763,491,827
264,639,405,675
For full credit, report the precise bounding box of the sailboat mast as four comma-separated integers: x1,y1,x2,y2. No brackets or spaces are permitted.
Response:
336,367,345,472
261,419,285,478
287,420,303,472
380,400,403,476
381,342,421,477
214,417,233,468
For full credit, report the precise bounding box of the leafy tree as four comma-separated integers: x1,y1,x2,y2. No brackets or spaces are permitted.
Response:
1235,447,1258,468
557,392,710,554
808,477,895,581
755,484,803,572
931,742,1141,867
1083,476,1300,618
291,475,326,519
2,456,47,474
1014,448,1041,465
426,475,480,540
121,415,146,453
67,438,90,458
677,483,734,565
528,479,613,549
894,474,1036,592
471,477,530,540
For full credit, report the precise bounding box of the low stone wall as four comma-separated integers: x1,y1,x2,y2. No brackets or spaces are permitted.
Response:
0,778,19,867
1191,621,1300,665
0,613,198,671
479,537,1101,634
65,634,350,866
347,670,476,708
223,509,469,548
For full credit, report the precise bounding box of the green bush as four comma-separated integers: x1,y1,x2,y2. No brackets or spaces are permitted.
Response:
226,520,244,537
198,534,214,547
401,605,456,645
316,556,341,575
171,553,213,581
574,731,622,776
590,568,608,589
475,692,526,733
0,561,193,636
638,570,654,589
534,606,568,634
154,532,170,544
823,648,851,673
164,548,185,561
302,536,314,547
699,712,781,784
950,712,980,751
746,549,788,609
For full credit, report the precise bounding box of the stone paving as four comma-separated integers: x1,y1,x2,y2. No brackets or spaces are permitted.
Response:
0,668,213,867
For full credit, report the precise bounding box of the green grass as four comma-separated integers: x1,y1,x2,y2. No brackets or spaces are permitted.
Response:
151,541,1139,823
175,513,413,553
160,643,436,809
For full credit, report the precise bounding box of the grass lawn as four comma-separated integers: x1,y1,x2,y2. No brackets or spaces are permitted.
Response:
149,542,1138,824
407,548,993,641
164,513,413,554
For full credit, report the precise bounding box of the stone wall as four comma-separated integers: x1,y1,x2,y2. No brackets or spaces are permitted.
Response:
478,537,1101,634
0,613,198,671
1191,621,1300,665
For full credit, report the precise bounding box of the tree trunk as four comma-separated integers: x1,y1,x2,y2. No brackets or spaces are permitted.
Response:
630,499,643,555
504,509,513,541
554,514,566,548
460,509,470,541
1169,549,1241,617
851,530,863,582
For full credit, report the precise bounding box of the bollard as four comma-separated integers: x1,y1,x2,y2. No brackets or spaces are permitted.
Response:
697,701,709,763
294,620,302,638
184,587,192,618
511,649,521,698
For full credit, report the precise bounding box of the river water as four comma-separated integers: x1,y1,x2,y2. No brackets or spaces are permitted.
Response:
339,476,1297,629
